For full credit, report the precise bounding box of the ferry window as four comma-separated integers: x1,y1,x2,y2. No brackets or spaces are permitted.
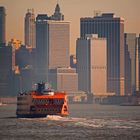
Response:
46,99,48,103
64,106,67,112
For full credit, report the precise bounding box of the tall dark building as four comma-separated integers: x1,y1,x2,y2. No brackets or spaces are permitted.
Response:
124,33,137,95
139,35,140,91
24,9,36,48
15,45,36,91
15,45,33,69
80,13,125,96
0,46,13,96
0,7,6,46
35,14,50,82
136,36,139,92
124,38,131,95
36,4,70,82
70,55,77,68
51,3,64,21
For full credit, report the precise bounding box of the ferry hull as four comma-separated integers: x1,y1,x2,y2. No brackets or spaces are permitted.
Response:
17,114,47,118
16,83,69,118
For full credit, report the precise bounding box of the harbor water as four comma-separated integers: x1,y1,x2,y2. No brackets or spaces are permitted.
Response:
0,104,140,140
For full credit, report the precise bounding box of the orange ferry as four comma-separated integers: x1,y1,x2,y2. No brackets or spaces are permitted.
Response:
16,83,69,118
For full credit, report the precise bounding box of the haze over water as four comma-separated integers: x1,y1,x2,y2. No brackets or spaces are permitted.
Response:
0,104,140,140
1,0,140,53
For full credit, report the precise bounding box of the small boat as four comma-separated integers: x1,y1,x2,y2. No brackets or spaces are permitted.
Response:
16,82,69,118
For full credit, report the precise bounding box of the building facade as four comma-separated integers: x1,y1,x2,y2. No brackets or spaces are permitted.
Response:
70,55,77,68
124,39,131,95
135,37,139,92
124,33,137,94
24,9,36,48
138,35,140,91
8,38,22,71
51,3,64,21
36,15,70,82
80,13,125,96
48,68,78,92
0,46,13,96
76,34,107,96
0,7,6,46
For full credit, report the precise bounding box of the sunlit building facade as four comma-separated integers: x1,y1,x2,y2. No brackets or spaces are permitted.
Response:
136,37,140,92
51,3,64,21
0,46,13,96
0,7,6,46
24,9,36,48
76,34,107,95
36,16,70,82
80,13,125,96
48,68,78,92
124,33,137,94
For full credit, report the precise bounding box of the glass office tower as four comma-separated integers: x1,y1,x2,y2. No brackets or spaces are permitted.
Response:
80,13,125,95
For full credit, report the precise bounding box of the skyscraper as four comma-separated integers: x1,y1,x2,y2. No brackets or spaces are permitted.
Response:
0,7,6,46
124,33,137,94
124,39,131,95
80,13,125,96
36,11,70,82
138,35,140,91
76,34,107,95
135,37,139,92
48,68,78,92
24,9,36,48
51,3,64,21
0,46,13,96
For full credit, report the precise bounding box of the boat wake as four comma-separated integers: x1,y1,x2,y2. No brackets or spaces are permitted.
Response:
0,103,7,106
20,116,140,129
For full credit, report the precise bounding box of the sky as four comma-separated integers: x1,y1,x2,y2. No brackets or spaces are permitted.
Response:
0,0,140,54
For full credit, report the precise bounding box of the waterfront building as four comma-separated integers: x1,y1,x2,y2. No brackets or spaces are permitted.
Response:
0,46,13,96
15,45,33,69
76,34,107,96
48,68,78,92
138,35,140,91
124,40,131,95
136,37,139,92
15,45,36,92
0,7,6,46
36,15,70,82
8,38,22,70
51,3,64,21
70,55,77,68
24,9,36,48
124,33,137,94
80,13,125,96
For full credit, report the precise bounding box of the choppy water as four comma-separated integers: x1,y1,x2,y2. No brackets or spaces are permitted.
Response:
0,104,140,140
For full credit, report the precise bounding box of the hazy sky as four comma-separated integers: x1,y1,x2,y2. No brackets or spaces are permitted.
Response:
0,0,140,54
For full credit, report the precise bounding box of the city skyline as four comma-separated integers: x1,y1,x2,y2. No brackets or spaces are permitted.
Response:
0,0,140,53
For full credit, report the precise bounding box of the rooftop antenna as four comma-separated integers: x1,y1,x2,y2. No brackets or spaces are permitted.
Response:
32,8,34,13
27,9,30,13
57,0,59,4
94,10,101,17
